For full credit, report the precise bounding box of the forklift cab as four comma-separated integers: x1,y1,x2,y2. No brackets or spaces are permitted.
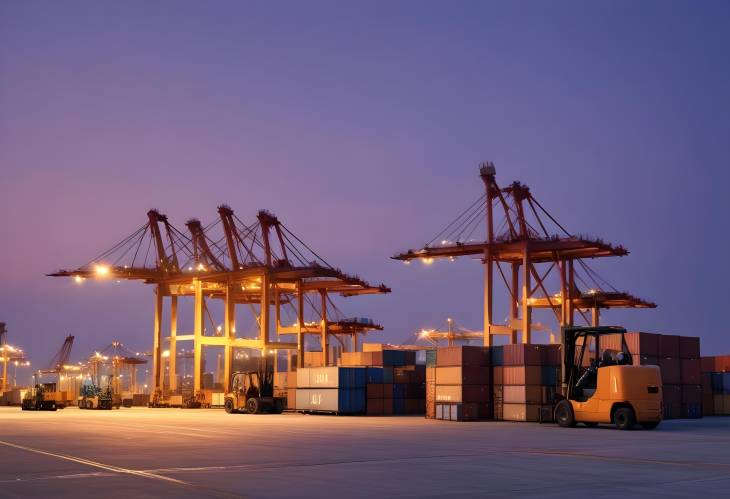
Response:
564,326,633,401
232,372,264,400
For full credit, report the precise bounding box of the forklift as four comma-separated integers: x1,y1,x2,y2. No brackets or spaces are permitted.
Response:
224,364,285,414
21,381,58,411
78,378,120,410
554,326,663,430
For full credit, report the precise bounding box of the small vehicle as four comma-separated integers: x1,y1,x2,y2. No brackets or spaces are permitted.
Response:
554,326,663,430
21,383,58,411
78,382,120,410
224,368,285,414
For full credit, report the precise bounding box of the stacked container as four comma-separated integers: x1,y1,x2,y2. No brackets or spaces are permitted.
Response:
431,346,491,421
340,349,425,415
492,344,559,422
295,367,366,414
700,355,730,416
618,332,702,419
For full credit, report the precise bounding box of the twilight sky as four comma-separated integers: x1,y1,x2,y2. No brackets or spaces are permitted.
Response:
1,1,729,372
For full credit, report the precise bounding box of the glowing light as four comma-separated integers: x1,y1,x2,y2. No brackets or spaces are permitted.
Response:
216,325,222,333
588,289,597,295
94,264,111,277
421,257,434,266
403,260,411,265
74,275,85,284
188,266,193,271
197,263,206,271
161,350,170,358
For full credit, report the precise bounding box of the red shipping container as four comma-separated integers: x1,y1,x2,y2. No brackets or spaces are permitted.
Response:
701,372,713,392
701,357,715,373
502,344,542,366
659,358,681,385
503,366,542,385
436,346,490,367
681,385,702,405
367,384,384,399
680,358,701,385
367,398,384,415
382,398,393,415
625,332,659,357
664,403,681,419
679,336,700,359
493,366,504,385
702,394,714,416
538,345,561,366
663,384,682,405
715,355,730,372
659,335,680,358
632,355,658,366
382,383,393,398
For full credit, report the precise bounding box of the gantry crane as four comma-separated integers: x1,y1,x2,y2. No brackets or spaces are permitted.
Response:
49,206,389,395
0,323,29,392
393,163,655,346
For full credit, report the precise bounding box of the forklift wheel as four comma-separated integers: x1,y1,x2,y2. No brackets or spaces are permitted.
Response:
224,399,236,414
246,398,260,414
555,400,576,428
78,400,84,408
614,407,636,430
273,399,284,414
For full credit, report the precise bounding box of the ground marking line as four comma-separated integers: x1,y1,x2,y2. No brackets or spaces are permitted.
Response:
0,439,188,485
0,439,246,499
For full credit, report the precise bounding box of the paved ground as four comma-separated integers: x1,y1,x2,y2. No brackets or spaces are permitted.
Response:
1,407,729,498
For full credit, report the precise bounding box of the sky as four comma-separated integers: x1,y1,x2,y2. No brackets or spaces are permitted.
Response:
1,1,729,374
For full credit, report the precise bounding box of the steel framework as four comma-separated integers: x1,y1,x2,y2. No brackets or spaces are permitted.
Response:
50,206,389,394
393,163,655,346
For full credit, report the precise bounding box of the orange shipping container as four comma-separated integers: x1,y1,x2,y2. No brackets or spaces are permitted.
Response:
503,385,542,405
435,366,489,385
502,403,541,422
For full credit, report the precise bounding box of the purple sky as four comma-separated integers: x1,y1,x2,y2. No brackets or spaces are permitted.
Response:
2,1,729,371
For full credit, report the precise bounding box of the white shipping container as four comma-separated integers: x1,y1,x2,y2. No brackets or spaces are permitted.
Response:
296,368,310,388
307,367,341,388
296,388,340,411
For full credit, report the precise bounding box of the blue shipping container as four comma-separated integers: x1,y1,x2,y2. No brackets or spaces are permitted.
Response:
366,367,384,384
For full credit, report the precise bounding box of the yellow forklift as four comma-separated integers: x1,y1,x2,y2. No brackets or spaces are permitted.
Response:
554,326,663,430
224,367,285,414
21,382,58,411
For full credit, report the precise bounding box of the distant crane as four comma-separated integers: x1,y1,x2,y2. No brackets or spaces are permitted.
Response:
39,335,75,374
0,323,29,392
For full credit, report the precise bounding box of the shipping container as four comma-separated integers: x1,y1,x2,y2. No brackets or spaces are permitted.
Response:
296,367,366,389
679,337,701,359
436,346,490,367
295,388,365,414
701,356,715,373
435,366,490,385
659,335,680,358
680,359,701,385
503,385,542,405
426,350,437,368
502,344,542,366
503,366,542,385
435,384,489,403
658,358,681,385
538,344,561,366
625,332,659,357
502,403,541,422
